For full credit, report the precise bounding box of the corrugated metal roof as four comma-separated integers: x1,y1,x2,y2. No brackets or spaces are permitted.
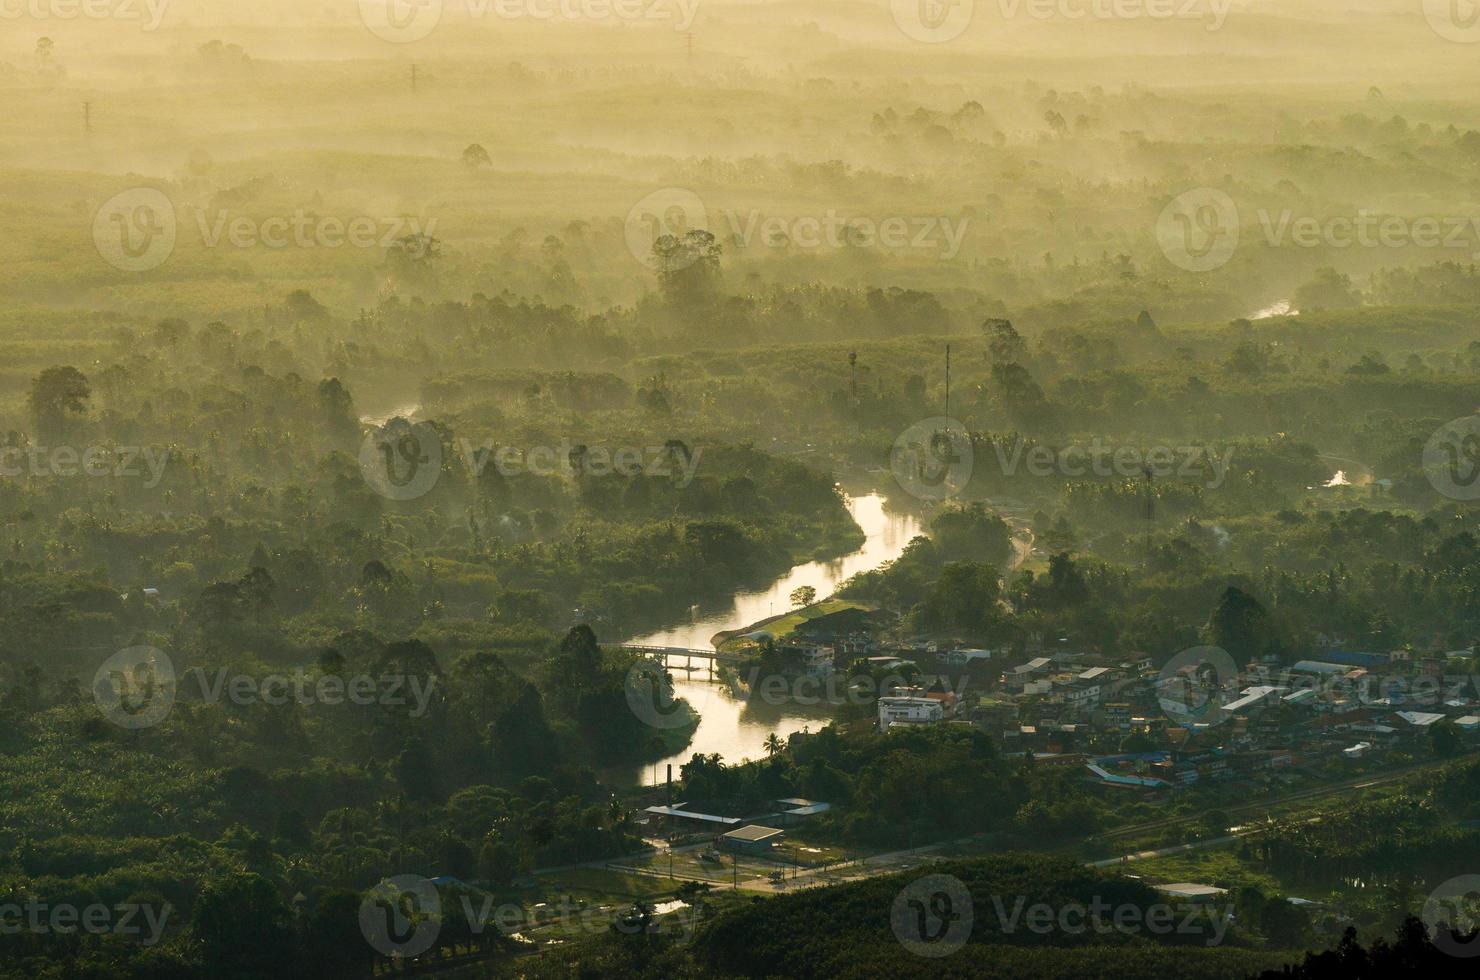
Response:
721,825,784,843
643,805,742,825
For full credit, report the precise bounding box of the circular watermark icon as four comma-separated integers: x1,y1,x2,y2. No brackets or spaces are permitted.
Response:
890,417,973,501
359,0,443,42
1423,416,1480,500
891,873,973,957
1423,874,1480,957
1156,645,1238,728
624,187,709,271
92,646,176,729
624,659,706,730
891,0,974,42
359,875,442,957
93,188,176,273
1423,0,1480,42
360,419,443,501
1155,187,1239,272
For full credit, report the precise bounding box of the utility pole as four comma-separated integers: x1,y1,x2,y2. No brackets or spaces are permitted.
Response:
686,31,693,73
82,101,92,136
410,64,418,94
944,343,951,416
1143,465,1154,558
848,351,858,431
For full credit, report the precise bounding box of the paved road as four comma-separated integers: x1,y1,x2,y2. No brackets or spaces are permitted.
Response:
1086,833,1242,868
567,754,1459,897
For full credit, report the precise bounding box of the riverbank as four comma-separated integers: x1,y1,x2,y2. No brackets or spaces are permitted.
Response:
710,597,877,651
618,492,925,785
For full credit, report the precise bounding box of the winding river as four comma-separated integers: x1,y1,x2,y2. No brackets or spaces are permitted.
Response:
621,492,924,786
354,404,929,788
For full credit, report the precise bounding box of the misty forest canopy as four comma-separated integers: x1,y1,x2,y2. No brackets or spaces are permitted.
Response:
5,3,1480,980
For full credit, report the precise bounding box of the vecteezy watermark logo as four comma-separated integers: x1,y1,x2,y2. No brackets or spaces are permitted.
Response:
192,209,438,252
0,900,172,946
360,419,443,501
624,659,703,729
985,437,1234,489
892,874,973,957
92,646,176,730
891,417,973,501
1156,645,1238,728
626,191,966,263
358,888,697,955
455,438,704,488
1423,416,1480,501
990,895,1232,945
0,0,171,30
718,209,969,259
625,188,710,271
359,0,443,42
0,445,170,487
990,0,1230,30
1423,0,1480,42
359,875,442,958
181,668,439,716
892,0,974,42
93,188,176,273
486,0,699,27
1258,210,1480,258
359,0,697,42
1423,874,1480,957
611,899,699,943
1160,198,1480,273
739,670,968,709
1221,666,1480,711
1156,188,1239,272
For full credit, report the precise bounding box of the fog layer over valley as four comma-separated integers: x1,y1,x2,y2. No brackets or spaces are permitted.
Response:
7,3,1480,980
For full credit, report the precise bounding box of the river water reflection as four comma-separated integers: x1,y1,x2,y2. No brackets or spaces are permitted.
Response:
621,492,923,786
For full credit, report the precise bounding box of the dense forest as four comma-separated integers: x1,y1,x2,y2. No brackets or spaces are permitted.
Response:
8,1,1480,978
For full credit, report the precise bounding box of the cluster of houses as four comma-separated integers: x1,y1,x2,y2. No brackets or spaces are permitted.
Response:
745,606,1480,793
863,641,1480,791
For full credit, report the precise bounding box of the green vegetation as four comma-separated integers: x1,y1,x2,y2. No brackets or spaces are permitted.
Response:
9,3,1480,978
502,855,1297,979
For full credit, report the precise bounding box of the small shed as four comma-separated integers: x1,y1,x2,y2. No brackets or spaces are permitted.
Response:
719,824,784,857
1154,882,1228,904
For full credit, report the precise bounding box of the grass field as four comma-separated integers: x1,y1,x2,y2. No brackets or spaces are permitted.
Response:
715,598,875,652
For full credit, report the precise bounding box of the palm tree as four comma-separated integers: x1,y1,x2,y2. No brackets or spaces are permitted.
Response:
763,733,783,757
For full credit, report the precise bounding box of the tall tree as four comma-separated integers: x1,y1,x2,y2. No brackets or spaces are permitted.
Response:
28,365,90,440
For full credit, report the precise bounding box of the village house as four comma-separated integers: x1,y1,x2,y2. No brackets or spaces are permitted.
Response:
777,641,835,677
878,688,945,731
